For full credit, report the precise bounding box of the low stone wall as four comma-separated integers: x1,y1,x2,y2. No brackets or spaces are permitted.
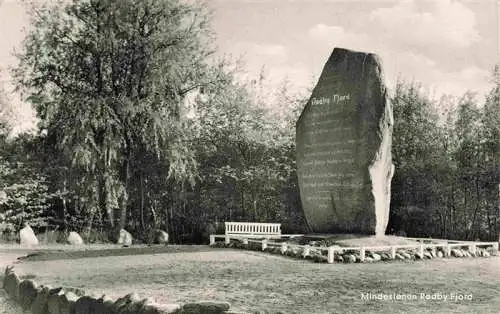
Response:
212,240,498,264
3,266,234,314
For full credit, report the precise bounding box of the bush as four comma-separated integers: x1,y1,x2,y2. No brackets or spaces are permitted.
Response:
37,230,66,244
81,230,111,244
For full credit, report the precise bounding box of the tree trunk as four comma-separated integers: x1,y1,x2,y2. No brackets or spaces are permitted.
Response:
253,196,257,221
463,183,468,239
118,155,130,233
469,175,480,240
62,178,67,231
86,210,95,238
241,188,245,220
496,183,500,241
450,183,456,239
140,173,145,230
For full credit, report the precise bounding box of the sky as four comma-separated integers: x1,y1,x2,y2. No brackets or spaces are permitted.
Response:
0,0,499,133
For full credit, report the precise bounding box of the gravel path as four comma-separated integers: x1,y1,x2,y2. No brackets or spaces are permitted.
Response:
12,250,500,313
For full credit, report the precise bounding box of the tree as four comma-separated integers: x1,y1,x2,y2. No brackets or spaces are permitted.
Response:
481,64,500,240
189,68,309,234
14,0,225,237
389,80,449,237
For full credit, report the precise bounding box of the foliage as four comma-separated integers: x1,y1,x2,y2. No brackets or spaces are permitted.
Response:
0,135,56,231
190,70,309,235
4,0,498,242
389,76,500,241
13,0,224,238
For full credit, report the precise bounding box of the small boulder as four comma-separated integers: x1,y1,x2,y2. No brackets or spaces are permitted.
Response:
67,231,84,245
182,301,231,314
345,254,356,263
124,297,147,313
31,286,51,314
113,292,141,312
483,250,490,257
3,271,21,300
364,257,374,263
380,253,390,261
20,225,39,247
309,249,320,256
451,249,463,258
47,289,66,314
18,279,39,310
436,251,444,258
155,230,169,245
73,295,99,314
401,252,411,259
74,295,113,314
60,291,80,314
423,252,433,259
313,255,328,263
47,289,81,314
334,255,344,263
145,303,182,314
395,253,404,260
117,229,132,246
100,294,115,309
371,253,382,261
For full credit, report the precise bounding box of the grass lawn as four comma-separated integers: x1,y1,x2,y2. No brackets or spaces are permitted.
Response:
11,246,500,314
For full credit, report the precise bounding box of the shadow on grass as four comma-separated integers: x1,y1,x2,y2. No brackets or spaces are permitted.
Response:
15,245,228,262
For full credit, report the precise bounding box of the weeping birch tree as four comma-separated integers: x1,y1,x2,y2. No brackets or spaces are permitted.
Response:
13,0,223,237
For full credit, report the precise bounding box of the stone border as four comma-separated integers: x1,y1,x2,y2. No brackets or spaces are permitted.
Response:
212,239,498,264
3,265,235,314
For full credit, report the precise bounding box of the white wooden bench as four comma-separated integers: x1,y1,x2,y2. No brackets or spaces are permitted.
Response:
209,222,282,245
225,222,281,238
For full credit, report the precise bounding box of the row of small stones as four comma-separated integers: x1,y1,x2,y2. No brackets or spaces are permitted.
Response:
212,241,494,263
3,266,233,314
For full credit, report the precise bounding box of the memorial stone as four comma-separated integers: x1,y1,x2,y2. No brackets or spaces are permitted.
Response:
296,47,394,235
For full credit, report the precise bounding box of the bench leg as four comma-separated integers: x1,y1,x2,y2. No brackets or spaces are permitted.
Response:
209,235,215,245
225,235,230,245
493,243,499,256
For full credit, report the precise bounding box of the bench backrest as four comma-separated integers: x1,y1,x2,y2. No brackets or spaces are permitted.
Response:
225,222,281,236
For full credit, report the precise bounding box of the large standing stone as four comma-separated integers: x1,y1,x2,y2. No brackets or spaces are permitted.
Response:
296,47,394,235
20,224,39,246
